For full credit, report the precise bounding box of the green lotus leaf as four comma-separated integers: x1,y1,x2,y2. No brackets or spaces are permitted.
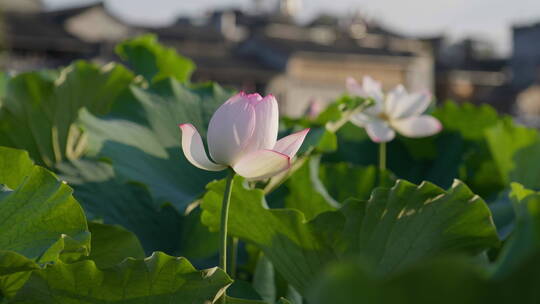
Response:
201,176,498,295
0,147,90,298
0,62,134,167
12,252,232,304
115,34,195,83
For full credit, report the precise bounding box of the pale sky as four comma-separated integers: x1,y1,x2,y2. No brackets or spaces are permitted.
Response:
43,0,540,56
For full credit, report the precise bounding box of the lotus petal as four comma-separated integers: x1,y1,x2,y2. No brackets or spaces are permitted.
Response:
243,94,279,154
207,93,256,165
179,124,227,171
232,149,290,181
273,128,310,158
366,120,395,143
392,115,442,138
387,88,431,119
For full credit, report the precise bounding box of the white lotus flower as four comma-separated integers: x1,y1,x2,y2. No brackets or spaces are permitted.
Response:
346,76,442,143
178,92,309,181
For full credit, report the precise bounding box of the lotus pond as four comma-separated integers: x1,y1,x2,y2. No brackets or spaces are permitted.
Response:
0,35,539,304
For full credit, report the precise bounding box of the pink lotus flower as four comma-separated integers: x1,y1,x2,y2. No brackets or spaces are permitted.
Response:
347,76,442,143
179,92,309,180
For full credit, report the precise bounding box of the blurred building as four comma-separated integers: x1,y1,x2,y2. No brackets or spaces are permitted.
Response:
0,0,42,13
433,20,540,118
512,22,540,127
235,13,433,116
0,0,435,117
432,38,513,112
8,0,528,117
150,11,280,94
153,1,434,117
0,1,140,71
512,22,540,90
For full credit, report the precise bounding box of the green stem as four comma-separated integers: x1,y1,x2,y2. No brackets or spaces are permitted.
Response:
229,237,239,278
220,169,235,303
379,142,386,171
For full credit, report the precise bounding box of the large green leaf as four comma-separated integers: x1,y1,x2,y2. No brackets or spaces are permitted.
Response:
485,119,540,188
201,176,340,294
283,157,339,220
0,62,134,167
228,280,265,302
201,177,498,295
115,34,195,83
252,254,302,304
490,183,540,302
318,162,395,203
0,147,34,189
310,253,540,304
80,79,232,211
0,147,90,298
432,102,505,197
0,251,39,298
310,186,540,304
308,257,492,304
494,183,540,276
57,159,185,255
85,222,145,269
511,142,540,189
278,157,394,220
253,255,277,304
487,190,515,239
12,252,232,303
433,102,499,140
340,180,500,276
0,147,90,263
0,72,9,102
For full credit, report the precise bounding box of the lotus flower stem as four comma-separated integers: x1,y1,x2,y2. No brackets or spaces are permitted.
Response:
229,237,239,278
379,142,386,171
220,169,235,295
